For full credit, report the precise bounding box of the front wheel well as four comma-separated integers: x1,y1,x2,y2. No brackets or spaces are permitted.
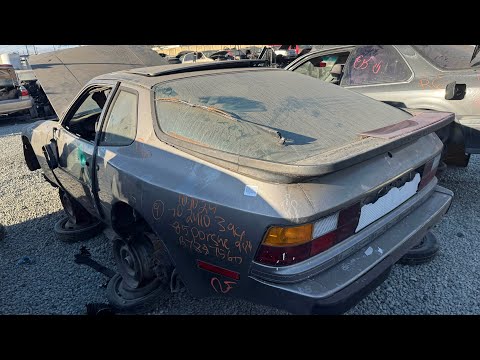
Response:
21,136,40,171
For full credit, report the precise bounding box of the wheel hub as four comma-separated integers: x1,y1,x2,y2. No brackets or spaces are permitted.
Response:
113,236,155,289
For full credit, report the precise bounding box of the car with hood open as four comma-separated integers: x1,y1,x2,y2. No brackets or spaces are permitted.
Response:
286,45,480,167
21,45,454,314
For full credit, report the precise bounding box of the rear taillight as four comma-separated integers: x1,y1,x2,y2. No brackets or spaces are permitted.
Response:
20,86,29,97
255,204,360,266
255,153,441,267
418,153,441,190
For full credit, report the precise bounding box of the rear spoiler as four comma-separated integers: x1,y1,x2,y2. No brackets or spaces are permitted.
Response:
359,111,453,140
165,111,455,183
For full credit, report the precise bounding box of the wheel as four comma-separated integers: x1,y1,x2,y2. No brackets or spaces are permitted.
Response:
106,273,167,314
112,234,157,289
54,216,103,242
0,223,5,241
397,231,439,265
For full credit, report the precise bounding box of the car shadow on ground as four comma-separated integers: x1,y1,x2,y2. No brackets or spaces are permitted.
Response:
0,209,116,315
0,208,286,315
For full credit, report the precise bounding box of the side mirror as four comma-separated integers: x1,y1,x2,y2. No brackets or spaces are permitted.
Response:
445,81,466,100
42,140,59,170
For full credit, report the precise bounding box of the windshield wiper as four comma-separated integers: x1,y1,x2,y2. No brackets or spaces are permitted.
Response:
156,97,286,145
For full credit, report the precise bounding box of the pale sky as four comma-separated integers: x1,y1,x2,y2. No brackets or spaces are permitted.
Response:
0,45,78,55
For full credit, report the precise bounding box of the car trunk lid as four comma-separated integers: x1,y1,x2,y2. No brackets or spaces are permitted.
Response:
152,69,454,182
28,45,168,118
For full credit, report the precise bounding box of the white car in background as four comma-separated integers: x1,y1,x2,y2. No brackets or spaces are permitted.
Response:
180,52,214,64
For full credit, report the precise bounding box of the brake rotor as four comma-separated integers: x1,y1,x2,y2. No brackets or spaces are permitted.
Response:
112,236,155,289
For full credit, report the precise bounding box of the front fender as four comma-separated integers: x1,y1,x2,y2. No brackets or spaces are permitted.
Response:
21,120,59,180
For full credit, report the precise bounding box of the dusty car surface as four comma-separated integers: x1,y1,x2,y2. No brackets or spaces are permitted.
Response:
286,45,480,167
22,49,454,314
0,64,37,118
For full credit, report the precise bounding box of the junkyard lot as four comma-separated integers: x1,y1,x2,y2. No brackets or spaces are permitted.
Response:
1,115,480,315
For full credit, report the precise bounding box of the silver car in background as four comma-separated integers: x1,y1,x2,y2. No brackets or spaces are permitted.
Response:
286,45,480,166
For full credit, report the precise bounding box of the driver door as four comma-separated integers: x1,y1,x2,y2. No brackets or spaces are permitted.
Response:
52,85,112,217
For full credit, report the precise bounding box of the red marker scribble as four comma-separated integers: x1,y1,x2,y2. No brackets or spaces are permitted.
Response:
372,61,382,74
353,56,363,69
419,78,430,89
360,57,372,70
419,75,444,90
431,75,444,89
210,277,236,294
353,55,375,70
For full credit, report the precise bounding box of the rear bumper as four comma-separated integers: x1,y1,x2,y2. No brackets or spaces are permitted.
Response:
0,98,33,115
247,184,453,314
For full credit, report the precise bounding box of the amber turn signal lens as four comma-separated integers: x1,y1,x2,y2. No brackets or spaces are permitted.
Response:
263,224,313,247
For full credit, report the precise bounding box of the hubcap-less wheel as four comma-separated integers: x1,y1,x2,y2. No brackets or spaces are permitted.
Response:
113,236,155,289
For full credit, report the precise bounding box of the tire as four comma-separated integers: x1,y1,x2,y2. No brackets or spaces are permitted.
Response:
111,231,175,289
0,223,5,241
54,216,103,243
106,273,168,314
397,231,439,266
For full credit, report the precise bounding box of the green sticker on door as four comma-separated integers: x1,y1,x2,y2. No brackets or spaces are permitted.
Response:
77,147,86,167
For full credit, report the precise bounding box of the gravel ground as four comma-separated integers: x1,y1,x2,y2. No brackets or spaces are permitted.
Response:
0,115,479,315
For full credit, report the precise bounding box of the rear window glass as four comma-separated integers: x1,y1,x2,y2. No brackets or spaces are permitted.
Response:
342,45,412,86
153,70,410,164
0,68,16,87
413,45,480,69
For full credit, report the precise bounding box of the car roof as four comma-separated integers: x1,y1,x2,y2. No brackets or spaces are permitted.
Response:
92,60,270,87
